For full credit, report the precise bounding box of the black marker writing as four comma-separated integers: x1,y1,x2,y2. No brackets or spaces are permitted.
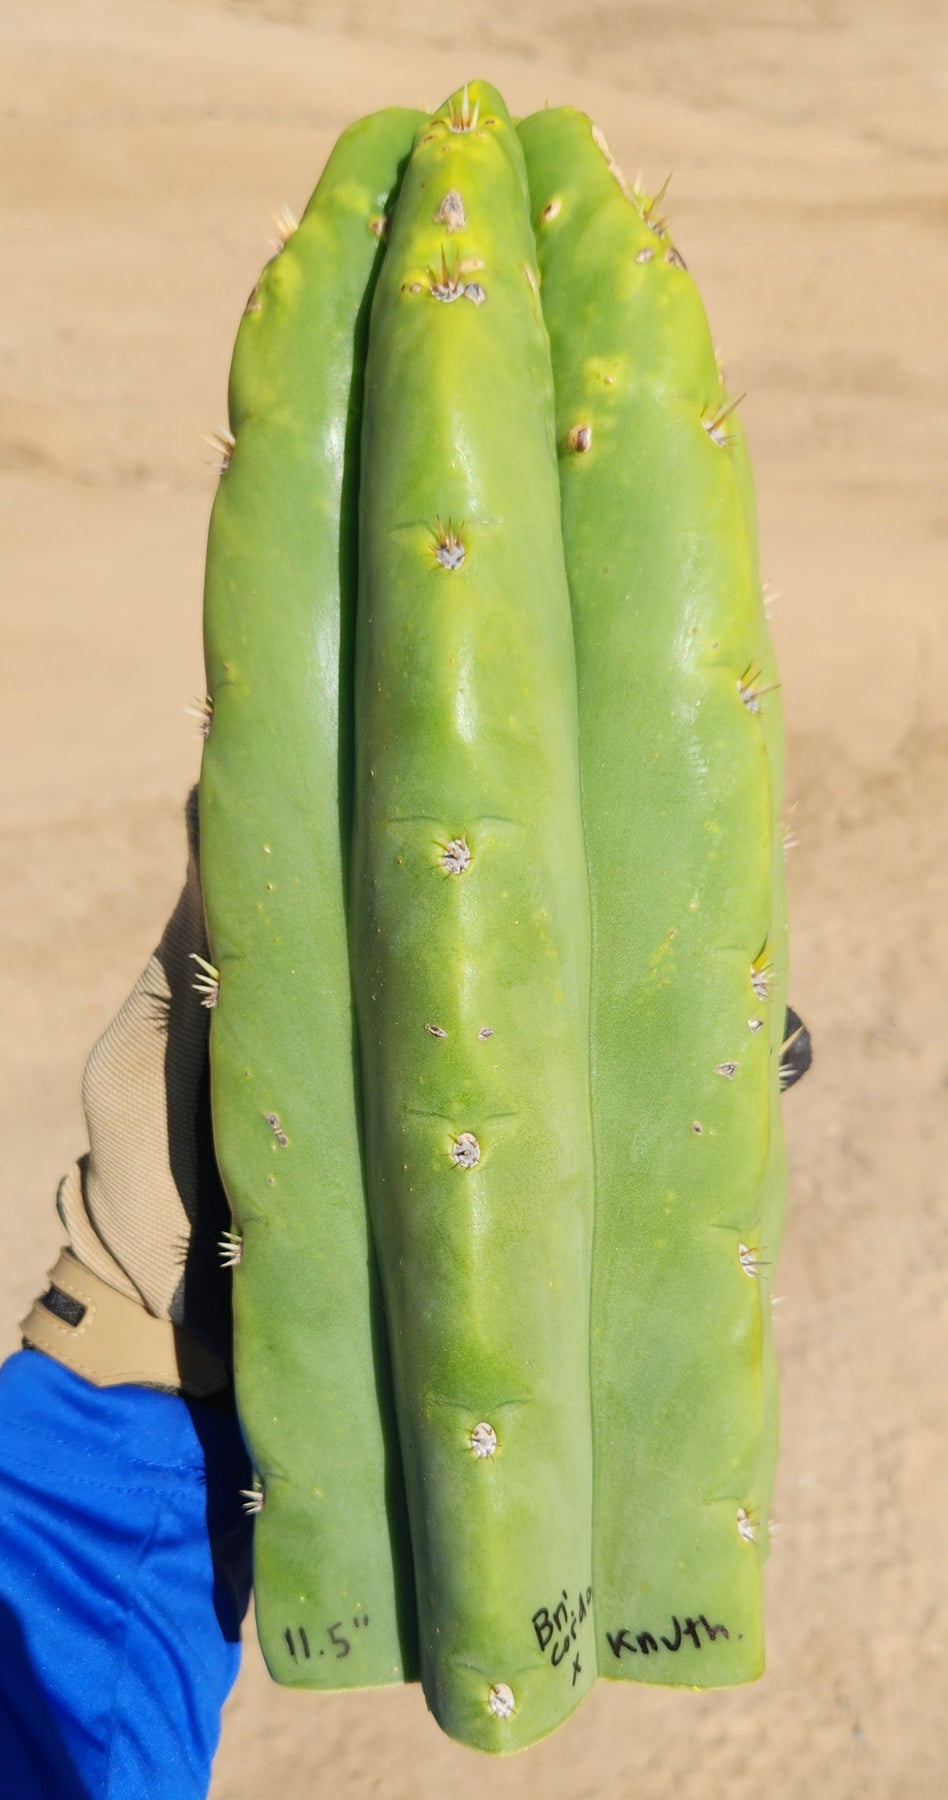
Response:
606,1614,730,1659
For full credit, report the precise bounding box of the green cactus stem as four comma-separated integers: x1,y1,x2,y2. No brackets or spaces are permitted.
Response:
519,105,787,1687
350,81,598,1752
200,106,423,1691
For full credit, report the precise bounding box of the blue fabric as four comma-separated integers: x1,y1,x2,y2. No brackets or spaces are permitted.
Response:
0,1349,252,1800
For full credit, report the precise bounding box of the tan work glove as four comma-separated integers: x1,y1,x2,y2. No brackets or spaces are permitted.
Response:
21,789,233,1399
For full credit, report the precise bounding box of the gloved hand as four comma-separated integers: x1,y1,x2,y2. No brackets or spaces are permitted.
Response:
20,788,233,1400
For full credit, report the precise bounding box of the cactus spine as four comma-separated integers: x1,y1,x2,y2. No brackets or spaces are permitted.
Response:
349,82,598,1752
518,106,787,1686
200,107,423,1690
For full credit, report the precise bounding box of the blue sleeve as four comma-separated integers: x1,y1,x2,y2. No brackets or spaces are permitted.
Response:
0,1348,253,1800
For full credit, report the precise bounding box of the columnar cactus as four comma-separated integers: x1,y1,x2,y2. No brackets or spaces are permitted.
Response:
349,82,597,1754
200,107,423,1691
200,79,792,1753
518,105,787,1686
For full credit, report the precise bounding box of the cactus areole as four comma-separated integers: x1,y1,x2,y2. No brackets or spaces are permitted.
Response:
199,79,791,1754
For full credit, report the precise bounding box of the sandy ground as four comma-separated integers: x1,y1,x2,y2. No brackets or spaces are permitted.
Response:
2,0,947,1793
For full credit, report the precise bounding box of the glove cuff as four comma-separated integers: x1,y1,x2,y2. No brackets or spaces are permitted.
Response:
20,1249,230,1400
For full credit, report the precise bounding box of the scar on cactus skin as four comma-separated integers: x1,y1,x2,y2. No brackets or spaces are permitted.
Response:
264,1112,288,1147
566,424,593,453
434,189,467,231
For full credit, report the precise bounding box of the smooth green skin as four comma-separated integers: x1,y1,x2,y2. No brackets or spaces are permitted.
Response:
519,107,787,1687
350,82,597,1752
200,107,424,1690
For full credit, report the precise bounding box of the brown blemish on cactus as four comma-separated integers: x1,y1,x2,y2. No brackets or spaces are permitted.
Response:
702,393,746,448
368,213,388,238
540,197,562,223
470,1422,497,1458
425,1023,448,1038
441,836,471,874
433,518,466,569
435,190,467,231
264,1112,288,1147
692,1120,703,1135
567,424,592,453
451,1132,481,1169
488,1682,515,1719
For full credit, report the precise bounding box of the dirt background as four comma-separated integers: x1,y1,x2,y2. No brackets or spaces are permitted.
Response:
2,0,947,1794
